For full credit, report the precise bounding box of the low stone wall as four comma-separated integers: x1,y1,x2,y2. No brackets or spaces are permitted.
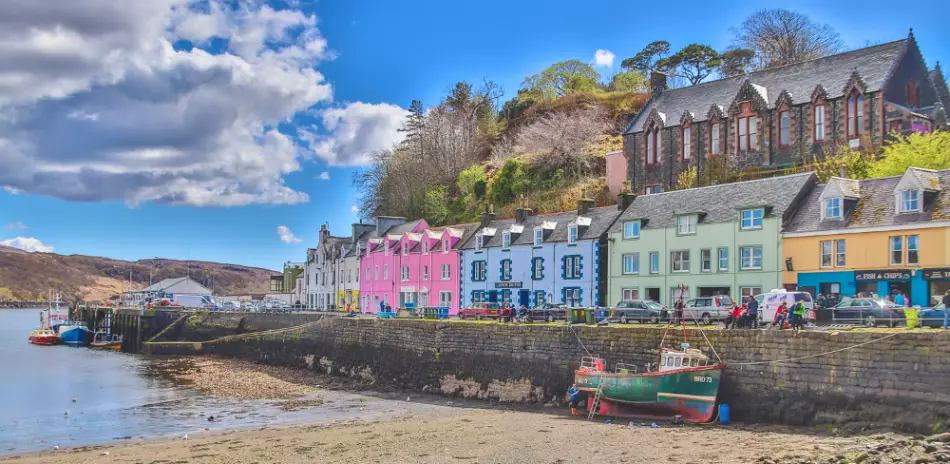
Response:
159,316,950,433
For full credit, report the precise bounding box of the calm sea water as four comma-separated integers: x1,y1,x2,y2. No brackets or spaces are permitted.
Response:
0,309,401,455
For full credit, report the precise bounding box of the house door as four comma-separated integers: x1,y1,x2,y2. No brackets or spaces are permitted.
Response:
488,290,498,303
518,290,530,308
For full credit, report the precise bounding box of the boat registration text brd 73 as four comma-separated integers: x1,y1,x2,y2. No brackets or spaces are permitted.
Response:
693,375,713,383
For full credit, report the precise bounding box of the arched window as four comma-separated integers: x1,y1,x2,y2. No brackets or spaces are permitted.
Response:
814,100,826,141
682,124,691,160
906,80,920,108
846,89,864,137
709,119,721,155
644,124,660,166
736,103,757,152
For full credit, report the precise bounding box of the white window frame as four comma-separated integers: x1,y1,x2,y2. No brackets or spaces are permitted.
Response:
402,242,407,256
835,239,846,267
779,110,790,145
740,208,763,230
740,246,762,270
475,235,483,251
890,236,903,265
441,264,450,280
422,265,428,281
907,235,920,265
824,198,841,219
677,215,697,235
671,250,690,273
622,288,639,301
534,228,543,247
400,266,409,282
711,122,721,155
717,247,728,271
366,266,370,280
740,286,762,300
443,238,449,254
568,226,578,245
682,126,691,159
439,291,452,307
622,253,640,275
374,266,379,281
502,232,511,249
532,258,543,280
901,190,921,213
623,221,640,239
814,105,825,140
422,241,429,255
501,260,512,281
383,264,388,280
649,252,659,274
646,130,655,165
700,249,711,273
820,240,832,268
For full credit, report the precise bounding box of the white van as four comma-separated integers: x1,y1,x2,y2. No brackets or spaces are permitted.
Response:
754,290,814,326
173,294,215,309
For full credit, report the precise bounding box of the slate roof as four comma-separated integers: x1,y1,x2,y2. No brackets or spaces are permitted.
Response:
461,205,623,249
627,40,907,133
783,169,950,233
140,277,212,295
611,172,816,232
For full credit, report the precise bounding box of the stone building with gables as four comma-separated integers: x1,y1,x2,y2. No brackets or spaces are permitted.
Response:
622,31,948,194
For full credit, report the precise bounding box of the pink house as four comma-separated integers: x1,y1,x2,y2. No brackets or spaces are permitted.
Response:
360,219,477,315
605,149,628,197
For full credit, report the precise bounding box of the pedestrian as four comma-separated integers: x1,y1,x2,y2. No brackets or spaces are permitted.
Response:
379,299,385,314
894,292,906,307
816,294,826,309
746,296,759,329
568,384,581,416
725,304,742,330
518,304,528,323
904,292,912,308
943,290,950,330
774,301,789,330
674,296,685,324
792,300,807,332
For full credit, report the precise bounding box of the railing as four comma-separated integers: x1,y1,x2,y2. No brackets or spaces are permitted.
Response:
580,356,606,371
615,362,638,374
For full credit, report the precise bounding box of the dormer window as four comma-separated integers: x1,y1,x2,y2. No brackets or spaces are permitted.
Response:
534,228,543,247
900,190,921,213
502,231,511,249
623,221,640,239
422,241,429,255
568,225,578,245
443,238,449,254
402,242,408,255
824,198,842,219
740,208,763,230
847,89,864,138
677,215,697,235
475,235,483,251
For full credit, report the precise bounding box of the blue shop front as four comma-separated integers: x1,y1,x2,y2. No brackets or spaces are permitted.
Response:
796,269,932,307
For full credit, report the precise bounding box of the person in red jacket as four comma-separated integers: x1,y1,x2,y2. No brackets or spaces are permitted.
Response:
774,301,789,330
725,305,743,329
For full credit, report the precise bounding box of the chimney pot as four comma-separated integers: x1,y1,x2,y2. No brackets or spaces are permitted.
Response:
838,164,847,178
650,71,668,97
515,207,533,224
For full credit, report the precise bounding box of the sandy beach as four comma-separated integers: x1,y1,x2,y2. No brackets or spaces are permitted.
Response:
4,357,944,464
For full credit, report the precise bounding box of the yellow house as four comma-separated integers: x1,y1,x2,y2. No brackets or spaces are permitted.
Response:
782,167,950,307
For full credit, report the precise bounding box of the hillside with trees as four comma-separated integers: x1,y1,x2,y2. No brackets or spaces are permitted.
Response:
353,8,881,225
0,249,278,302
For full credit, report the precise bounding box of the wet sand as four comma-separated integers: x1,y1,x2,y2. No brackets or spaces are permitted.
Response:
3,357,936,464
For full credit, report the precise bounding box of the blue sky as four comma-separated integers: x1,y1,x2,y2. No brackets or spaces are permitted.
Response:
1,0,947,270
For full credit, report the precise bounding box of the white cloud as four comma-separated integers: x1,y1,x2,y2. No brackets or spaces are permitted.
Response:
2,187,20,195
4,222,27,230
351,205,359,213
309,102,409,166
594,49,615,68
1,237,54,253
317,171,330,180
0,0,340,207
277,225,301,244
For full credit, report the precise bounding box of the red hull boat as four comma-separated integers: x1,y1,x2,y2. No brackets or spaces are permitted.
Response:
28,329,60,345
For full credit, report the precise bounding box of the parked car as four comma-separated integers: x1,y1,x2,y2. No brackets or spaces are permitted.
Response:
683,295,735,325
832,298,906,327
527,303,569,323
457,302,502,320
917,304,947,328
610,300,667,324
754,290,815,326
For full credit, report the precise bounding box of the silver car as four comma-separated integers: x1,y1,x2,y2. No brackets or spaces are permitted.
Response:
684,295,736,325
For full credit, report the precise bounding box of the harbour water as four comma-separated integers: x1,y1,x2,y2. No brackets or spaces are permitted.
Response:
0,309,401,455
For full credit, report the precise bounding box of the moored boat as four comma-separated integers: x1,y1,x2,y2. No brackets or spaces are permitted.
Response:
28,328,60,345
58,321,93,347
90,332,123,350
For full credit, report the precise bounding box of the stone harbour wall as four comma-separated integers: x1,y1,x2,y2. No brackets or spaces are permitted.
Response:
165,314,950,433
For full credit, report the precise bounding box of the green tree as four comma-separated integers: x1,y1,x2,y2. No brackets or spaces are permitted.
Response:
871,131,950,177
607,71,648,93
520,60,603,101
718,48,756,77
659,44,720,85
456,165,487,199
621,41,671,75
420,186,449,225
489,158,529,204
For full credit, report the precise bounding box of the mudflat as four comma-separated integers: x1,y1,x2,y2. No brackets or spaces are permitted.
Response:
3,357,937,464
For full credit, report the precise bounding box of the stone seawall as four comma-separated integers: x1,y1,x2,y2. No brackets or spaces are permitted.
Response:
157,315,950,433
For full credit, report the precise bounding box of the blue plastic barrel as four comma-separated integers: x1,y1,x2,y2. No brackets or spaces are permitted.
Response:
719,404,730,425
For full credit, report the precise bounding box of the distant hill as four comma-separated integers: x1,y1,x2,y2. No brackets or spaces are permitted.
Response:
0,250,279,302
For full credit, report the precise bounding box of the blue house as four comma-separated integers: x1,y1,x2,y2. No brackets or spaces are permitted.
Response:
460,199,622,308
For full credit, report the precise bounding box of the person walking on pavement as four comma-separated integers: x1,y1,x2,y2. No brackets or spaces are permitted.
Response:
568,384,581,416
746,296,759,329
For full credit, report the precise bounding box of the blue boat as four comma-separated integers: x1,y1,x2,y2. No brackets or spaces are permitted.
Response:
58,321,93,346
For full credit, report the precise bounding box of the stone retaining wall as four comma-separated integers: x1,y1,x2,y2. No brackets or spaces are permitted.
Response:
160,315,950,432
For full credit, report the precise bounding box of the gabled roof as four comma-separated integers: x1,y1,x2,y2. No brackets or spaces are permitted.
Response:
612,172,816,231
462,206,622,249
784,169,950,233
626,40,906,133
140,277,212,295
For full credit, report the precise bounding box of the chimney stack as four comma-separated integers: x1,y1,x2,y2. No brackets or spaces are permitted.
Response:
577,189,595,216
320,223,330,243
480,204,496,227
650,71,668,97
515,207,533,224
618,181,637,211
838,164,848,178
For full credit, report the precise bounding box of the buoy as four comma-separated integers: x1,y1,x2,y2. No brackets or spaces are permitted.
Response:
71,398,77,403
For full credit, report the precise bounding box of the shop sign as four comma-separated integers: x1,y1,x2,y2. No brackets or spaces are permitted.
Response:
400,286,415,292
922,268,950,281
494,281,523,288
853,270,911,282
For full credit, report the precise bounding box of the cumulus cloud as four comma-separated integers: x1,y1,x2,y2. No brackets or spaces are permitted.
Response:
308,102,409,166
277,225,301,244
0,0,338,207
4,222,27,230
317,171,330,180
1,237,54,253
351,205,359,213
594,49,615,68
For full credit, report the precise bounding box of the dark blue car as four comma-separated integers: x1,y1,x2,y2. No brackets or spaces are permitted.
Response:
918,304,948,328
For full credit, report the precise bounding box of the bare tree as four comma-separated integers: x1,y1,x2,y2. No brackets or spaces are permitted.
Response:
732,9,843,69
515,105,609,177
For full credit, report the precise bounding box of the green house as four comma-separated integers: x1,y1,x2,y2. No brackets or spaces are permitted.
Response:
607,172,815,307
